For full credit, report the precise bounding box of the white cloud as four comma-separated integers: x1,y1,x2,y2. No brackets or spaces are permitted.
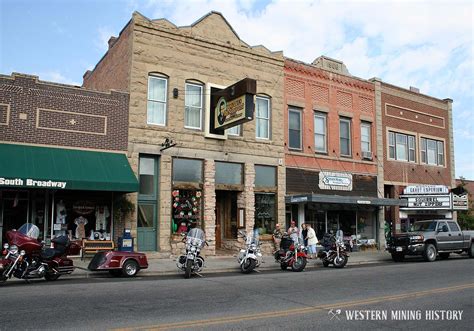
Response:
40,71,80,86
95,26,115,54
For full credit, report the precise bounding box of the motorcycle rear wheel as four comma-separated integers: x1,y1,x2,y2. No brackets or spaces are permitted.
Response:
291,257,307,272
240,259,256,274
333,255,348,268
184,259,193,279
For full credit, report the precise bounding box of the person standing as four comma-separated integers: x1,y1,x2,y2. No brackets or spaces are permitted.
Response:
301,223,308,246
287,220,300,243
272,224,283,251
306,224,318,259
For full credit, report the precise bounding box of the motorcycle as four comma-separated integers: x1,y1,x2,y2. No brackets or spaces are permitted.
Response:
318,232,349,268
237,230,262,274
0,223,74,283
177,228,208,279
274,235,308,272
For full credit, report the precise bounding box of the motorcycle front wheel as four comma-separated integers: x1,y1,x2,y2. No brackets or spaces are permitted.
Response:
291,256,307,272
333,255,348,268
184,259,193,279
322,260,330,267
240,258,256,274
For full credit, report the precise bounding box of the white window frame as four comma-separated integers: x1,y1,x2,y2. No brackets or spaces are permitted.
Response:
314,112,327,153
420,137,444,166
256,96,271,140
361,122,371,153
184,82,203,130
388,131,416,163
147,75,167,126
288,107,302,150
226,125,241,136
339,118,352,157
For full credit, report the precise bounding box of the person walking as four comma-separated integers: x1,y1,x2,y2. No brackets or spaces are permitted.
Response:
306,224,318,259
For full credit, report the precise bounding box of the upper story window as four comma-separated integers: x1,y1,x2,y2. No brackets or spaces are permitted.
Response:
314,112,327,153
339,118,352,157
288,107,302,150
388,131,415,162
185,82,203,130
361,122,371,153
226,125,241,136
256,96,270,139
147,74,167,126
421,137,444,166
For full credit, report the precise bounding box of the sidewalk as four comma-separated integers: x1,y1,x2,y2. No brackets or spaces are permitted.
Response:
70,250,392,278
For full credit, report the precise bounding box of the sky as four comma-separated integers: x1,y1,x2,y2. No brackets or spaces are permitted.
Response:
1,0,473,180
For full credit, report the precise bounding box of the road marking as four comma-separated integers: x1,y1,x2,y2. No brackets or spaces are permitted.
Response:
113,283,474,331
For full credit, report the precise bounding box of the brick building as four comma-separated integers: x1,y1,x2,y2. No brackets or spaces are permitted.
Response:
0,73,137,248
83,12,286,254
283,57,401,248
372,79,455,233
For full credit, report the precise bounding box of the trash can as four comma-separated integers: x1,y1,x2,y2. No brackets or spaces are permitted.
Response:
118,228,134,252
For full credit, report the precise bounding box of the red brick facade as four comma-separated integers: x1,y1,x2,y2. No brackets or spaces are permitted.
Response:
0,73,129,151
284,59,377,176
381,83,452,188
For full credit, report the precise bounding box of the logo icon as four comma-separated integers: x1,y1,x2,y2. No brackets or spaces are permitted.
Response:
328,309,342,321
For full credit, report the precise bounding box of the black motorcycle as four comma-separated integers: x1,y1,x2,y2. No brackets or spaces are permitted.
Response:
177,228,208,278
318,233,349,268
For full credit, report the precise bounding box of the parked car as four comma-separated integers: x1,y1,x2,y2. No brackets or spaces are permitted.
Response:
387,219,474,262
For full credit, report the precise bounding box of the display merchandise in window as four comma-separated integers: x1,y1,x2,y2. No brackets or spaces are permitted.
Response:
172,190,202,234
52,198,112,241
254,193,276,235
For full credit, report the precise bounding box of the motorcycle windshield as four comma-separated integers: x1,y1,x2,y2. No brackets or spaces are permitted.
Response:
186,228,205,248
18,223,40,240
247,236,259,245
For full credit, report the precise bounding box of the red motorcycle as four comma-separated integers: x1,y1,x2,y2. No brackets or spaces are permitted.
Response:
274,235,308,272
0,224,74,283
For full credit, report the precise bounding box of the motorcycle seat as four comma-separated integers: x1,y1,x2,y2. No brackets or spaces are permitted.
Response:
41,248,63,260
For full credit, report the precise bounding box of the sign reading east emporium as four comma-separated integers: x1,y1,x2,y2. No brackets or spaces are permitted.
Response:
0,177,67,189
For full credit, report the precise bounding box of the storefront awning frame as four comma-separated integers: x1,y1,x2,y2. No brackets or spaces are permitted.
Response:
285,193,407,207
0,144,138,192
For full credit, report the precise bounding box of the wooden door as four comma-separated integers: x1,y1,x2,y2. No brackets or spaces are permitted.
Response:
215,193,223,249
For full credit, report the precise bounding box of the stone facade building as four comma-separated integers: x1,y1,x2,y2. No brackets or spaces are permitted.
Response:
83,12,286,255
0,73,136,249
283,57,400,249
372,79,455,233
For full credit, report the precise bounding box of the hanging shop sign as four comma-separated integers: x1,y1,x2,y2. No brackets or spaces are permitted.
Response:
211,78,256,132
452,193,468,210
403,185,449,195
400,194,452,210
319,171,353,191
0,177,67,189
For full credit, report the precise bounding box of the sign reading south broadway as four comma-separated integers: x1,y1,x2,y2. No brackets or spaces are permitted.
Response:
0,177,67,189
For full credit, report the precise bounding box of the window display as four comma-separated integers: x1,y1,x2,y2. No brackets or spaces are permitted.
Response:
254,193,276,235
172,190,202,233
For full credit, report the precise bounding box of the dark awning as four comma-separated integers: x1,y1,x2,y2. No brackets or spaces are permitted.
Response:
286,193,407,207
0,144,138,192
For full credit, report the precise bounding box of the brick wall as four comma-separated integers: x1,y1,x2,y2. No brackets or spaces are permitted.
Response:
82,22,133,93
0,73,129,151
284,59,377,176
381,84,452,187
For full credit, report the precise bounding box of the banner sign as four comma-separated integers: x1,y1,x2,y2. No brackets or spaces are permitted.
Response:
400,194,452,210
403,185,449,195
211,78,256,132
319,171,353,191
452,193,468,210
0,177,67,189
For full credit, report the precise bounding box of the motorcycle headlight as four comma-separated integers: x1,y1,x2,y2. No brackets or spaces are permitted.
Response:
190,246,196,252
3,243,9,249
250,244,257,250
9,245,18,255
20,250,26,256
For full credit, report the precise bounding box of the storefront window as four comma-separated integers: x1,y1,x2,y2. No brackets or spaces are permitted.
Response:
215,162,242,185
255,165,276,187
173,158,203,183
254,193,276,235
171,189,202,233
52,192,112,242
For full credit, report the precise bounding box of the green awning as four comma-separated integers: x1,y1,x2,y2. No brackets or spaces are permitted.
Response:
0,144,138,192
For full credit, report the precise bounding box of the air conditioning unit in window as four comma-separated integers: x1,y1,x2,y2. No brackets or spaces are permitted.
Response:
362,151,373,160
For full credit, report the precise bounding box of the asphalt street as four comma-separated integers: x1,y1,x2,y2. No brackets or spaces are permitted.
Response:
0,257,472,330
